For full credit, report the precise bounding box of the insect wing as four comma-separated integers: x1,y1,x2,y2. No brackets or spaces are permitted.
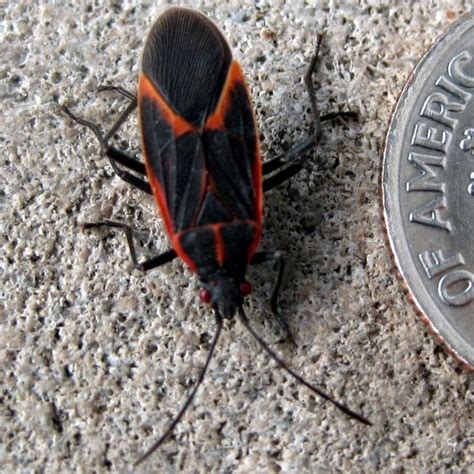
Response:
138,8,262,236
201,61,262,227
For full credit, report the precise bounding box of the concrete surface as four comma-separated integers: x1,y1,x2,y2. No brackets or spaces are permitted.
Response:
1,1,473,472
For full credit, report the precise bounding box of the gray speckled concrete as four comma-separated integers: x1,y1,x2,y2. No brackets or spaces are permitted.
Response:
2,1,473,472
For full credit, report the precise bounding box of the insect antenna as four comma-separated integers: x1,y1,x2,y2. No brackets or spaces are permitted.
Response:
135,313,224,465
237,307,372,426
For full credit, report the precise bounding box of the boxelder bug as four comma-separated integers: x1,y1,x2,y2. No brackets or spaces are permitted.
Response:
61,6,371,464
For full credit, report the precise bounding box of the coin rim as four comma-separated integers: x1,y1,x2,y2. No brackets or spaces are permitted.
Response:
381,12,474,372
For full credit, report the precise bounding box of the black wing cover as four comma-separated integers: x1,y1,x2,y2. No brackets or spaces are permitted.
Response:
140,8,260,234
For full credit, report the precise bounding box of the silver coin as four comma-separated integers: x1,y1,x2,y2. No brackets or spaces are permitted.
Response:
383,13,474,370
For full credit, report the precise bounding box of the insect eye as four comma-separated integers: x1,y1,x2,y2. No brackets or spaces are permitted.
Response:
199,288,211,304
240,281,252,297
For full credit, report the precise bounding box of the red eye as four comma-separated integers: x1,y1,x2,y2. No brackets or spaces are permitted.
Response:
199,288,211,304
240,281,252,296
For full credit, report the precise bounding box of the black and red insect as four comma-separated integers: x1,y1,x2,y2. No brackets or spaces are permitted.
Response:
61,7,370,464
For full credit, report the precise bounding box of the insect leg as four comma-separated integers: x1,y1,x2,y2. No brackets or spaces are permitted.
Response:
262,111,357,178
97,85,136,102
61,103,152,194
263,162,305,192
106,148,147,175
262,112,357,191
105,148,151,195
250,250,295,344
262,111,357,179
263,35,357,191
304,36,360,133
102,97,137,143
83,220,177,271
320,111,358,122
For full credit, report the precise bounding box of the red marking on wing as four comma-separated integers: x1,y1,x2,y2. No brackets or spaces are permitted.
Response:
205,59,263,231
138,64,264,268
140,159,174,241
138,73,198,270
206,60,263,259
141,164,197,272
205,60,246,131
139,73,196,137
213,224,225,266
249,141,263,260
171,235,197,273
247,223,261,262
